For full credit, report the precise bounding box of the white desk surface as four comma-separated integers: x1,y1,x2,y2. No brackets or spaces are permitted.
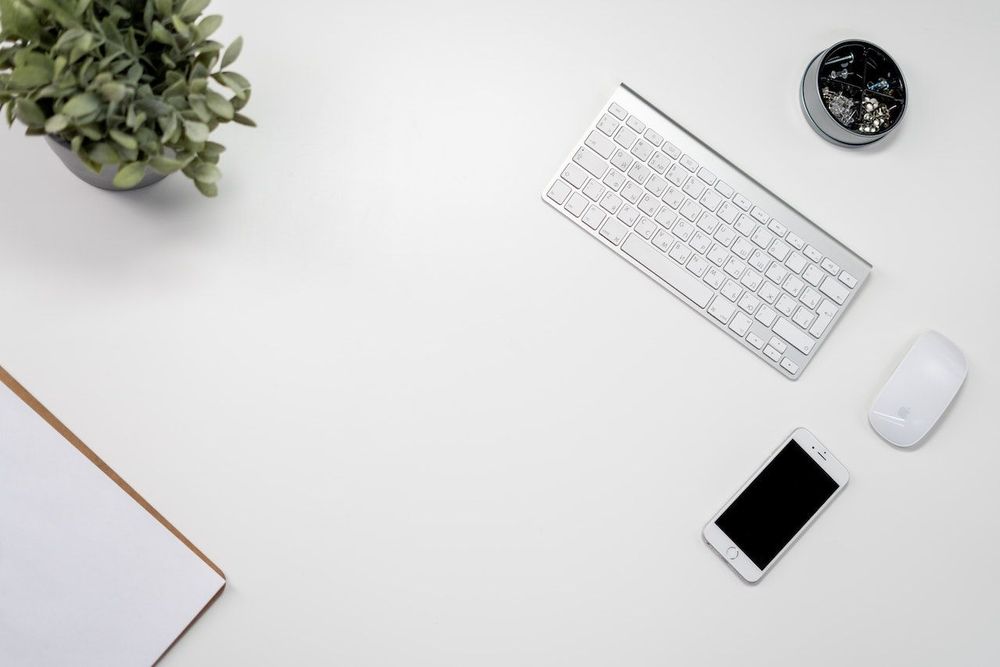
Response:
2,1,998,664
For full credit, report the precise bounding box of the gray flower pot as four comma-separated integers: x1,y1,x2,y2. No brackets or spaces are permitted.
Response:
45,136,168,191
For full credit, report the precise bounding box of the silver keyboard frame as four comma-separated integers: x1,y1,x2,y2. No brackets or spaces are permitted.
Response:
542,83,873,380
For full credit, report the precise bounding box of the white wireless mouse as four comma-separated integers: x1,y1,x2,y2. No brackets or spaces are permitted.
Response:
869,331,967,448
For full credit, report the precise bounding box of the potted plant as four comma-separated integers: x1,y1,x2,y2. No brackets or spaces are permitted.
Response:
0,0,253,195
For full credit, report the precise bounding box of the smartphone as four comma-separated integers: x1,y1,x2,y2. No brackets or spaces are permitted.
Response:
703,428,849,583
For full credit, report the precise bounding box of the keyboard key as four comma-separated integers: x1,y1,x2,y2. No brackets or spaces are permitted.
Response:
626,115,646,133
780,357,799,375
600,218,628,245
750,206,769,224
621,181,643,204
672,220,694,241
690,231,712,254
746,332,765,349
732,238,754,260
755,306,777,327
608,102,628,120
785,252,807,274
600,192,623,213
638,193,660,216
581,206,605,229
708,295,737,324
792,306,815,329
799,288,821,310
628,162,651,184
662,141,681,159
738,293,761,315
565,192,588,217
786,232,805,250
631,138,654,161
610,148,633,172
679,200,701,221
617,205,639,226
615,126,638,149
773,318,815,354
662,187,684,209
769,337,787,354
586,131,616,158
645,174,668,197
686,254,708,277
819,276,850,305
818,299,837,317
697,214,720,235
634,217,656,239
546,180,571,204
582,179,605,201
652,228,672,251
648,151,670,173
734,215,755,236
839,271,858,288
697,168,717,185
682,177,706,199
604,170,625,191
763,345,782,362
775,294,797,316
715,180,735,198
758,282,780,304
785,280,805,306
573,147,608,178
729,312,753,337
721,279,742,301
700,189,723,212
596,113,620,136
561,163,589,189
680,154,699,172
668,242,692,264
704,267,725,289
707,244,728,266
665,163,687,186
751,227,774,249
768,219,788,237
644,128,664,146
714,224,736,247
724,257,746,279
804,245,823,263
740,270,762,291
809,313,833,338
802,264,825,286
621,236,713,308
768,241,791,262
717,201,740,224
748,249,771,273
654,207,677,228
765,263,789,285
821,257,840,275
733,193,752,211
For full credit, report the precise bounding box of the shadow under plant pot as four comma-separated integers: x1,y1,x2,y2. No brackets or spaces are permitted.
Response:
45,136,168,192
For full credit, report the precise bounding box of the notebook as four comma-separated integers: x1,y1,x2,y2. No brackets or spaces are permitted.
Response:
0,367,225,666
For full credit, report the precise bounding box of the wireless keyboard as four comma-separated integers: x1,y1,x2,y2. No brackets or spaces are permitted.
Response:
543,84,872,380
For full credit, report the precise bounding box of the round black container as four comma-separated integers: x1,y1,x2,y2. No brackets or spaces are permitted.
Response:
800,39,906,146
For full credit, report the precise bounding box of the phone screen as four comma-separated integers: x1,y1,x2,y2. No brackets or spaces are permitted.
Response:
715,440,840,569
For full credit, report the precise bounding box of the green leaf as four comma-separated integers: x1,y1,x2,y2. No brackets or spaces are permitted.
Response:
88,141,120,164
149,155,185,173
196,14,221,40
194,179,217,197
177,0,209,19
61,91,100,117
45,113,70,133
232,112,255,127
204,89,232,119
113,161,146,188
150,20,174,46
212,70,249,99
190,161,220,183
100,81,128,102
14,98,45,127
0,0,42,41
109,128,138,150
220,35,242,69
154,0,172,16
182,118,209,142
10,65,52,87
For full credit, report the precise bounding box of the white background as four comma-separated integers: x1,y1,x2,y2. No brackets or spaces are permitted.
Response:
1,1,998,664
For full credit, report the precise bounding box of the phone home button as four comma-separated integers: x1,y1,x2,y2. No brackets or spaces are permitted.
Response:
726,546,740,560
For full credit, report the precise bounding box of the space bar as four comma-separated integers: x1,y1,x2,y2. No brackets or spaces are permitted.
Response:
622,235,713,308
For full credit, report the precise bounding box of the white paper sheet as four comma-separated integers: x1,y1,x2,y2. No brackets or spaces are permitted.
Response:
0,381,224,667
